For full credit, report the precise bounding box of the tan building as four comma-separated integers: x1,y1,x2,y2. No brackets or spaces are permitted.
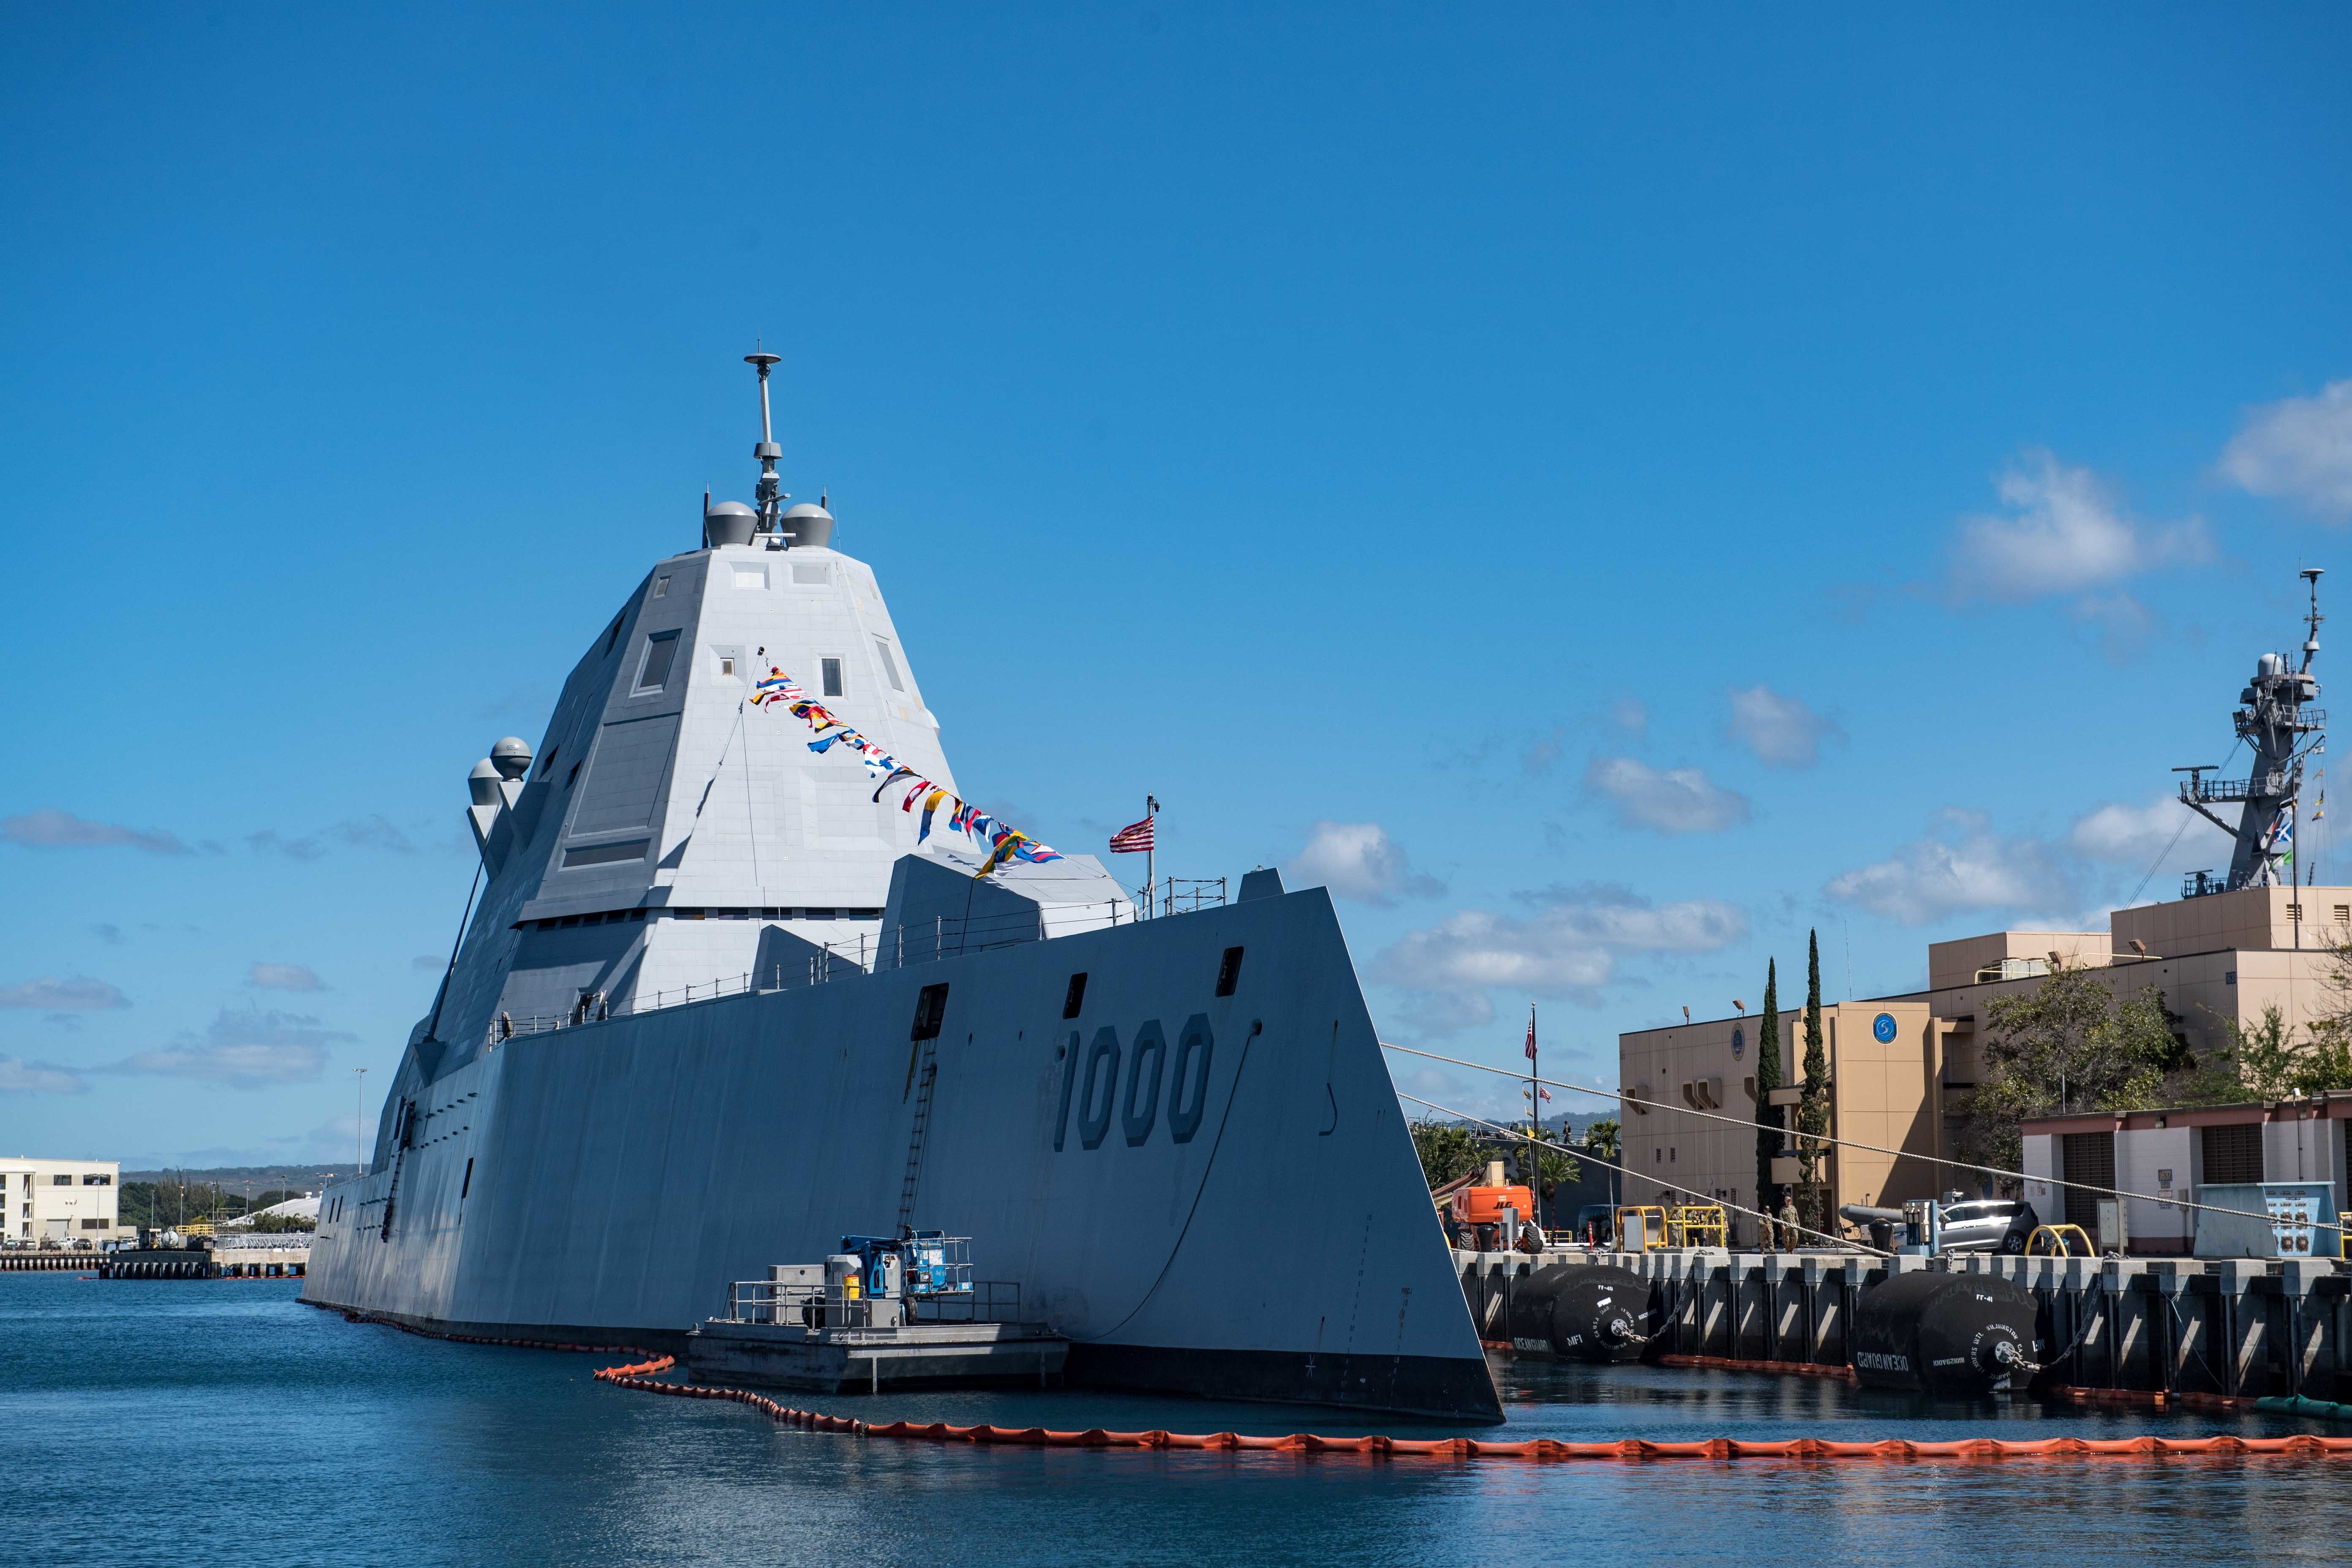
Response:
0,1158,122,1245
1617,885,2352,1245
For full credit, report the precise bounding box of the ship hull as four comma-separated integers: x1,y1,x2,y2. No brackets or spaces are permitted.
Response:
304,890,1500,1421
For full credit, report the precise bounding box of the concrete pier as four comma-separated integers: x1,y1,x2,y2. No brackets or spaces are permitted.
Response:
1456,1247,2352,1400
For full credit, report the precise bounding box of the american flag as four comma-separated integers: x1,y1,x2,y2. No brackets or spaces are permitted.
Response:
1108,814,1155,853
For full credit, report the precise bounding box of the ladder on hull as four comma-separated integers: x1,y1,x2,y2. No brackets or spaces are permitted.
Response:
896,1042,938,1235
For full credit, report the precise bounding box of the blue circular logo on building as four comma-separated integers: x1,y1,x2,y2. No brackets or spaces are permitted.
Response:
1873,1012,1898,1043
1731,1026,1745,1061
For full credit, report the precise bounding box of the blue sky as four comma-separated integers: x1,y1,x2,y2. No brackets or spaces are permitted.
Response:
5,5,2352,1167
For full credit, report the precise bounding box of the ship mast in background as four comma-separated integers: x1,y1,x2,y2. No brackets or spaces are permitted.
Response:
2176,568,2328,897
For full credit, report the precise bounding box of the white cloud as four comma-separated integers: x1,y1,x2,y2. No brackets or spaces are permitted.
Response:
1609,698,1648,735
1583,757,1750,834
99,1008,354,1088
2220,381,2352,523
0,975,129,1010
1289,821,1443,906
1947,451,2209,604
2,809,187,855
1826,810,2077,926
1725,685,1842,768
249,962,325,992
0,1056,86,1094
2069,796,2235,869
1377,884,1747,1031
412,954,444,970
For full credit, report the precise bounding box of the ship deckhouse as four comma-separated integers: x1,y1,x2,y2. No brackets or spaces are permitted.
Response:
396,355,1126,1113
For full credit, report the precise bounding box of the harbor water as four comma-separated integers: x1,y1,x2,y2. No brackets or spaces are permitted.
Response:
10,1272,2352,1566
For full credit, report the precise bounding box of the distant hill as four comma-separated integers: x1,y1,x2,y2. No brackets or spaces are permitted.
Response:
122,1162,361,1192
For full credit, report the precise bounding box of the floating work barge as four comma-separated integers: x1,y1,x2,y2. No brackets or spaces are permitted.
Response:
1461,1246,2352,1402
684,1238,1067,1394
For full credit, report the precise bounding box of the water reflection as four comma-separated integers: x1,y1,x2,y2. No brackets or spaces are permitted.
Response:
3,1279,2344,1568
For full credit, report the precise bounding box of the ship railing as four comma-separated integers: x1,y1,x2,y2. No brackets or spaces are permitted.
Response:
483,886,1228,1045
1134,876,1228,919
909,1281,1023,1324
718,1280,1024,1328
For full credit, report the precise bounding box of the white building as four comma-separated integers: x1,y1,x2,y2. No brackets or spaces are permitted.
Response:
0,1159,121,1244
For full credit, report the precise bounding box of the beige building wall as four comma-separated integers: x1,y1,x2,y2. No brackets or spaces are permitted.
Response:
1617,885,2352,1246
0,1159,122,1243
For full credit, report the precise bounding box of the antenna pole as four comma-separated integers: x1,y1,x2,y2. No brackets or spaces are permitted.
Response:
745,350,785,536
2303,567,2325,674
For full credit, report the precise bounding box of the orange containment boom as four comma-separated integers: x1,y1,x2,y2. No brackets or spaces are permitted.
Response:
591,1356,2352,1464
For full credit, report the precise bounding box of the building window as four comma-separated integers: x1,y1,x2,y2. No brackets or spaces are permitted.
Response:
82,1174,110,1186
52,1174,70,1186
636,630,682,693
2289,903,2303,922
821,657,844,697
81,1218,106,1230
873,637,904,691
2336,905,2350,926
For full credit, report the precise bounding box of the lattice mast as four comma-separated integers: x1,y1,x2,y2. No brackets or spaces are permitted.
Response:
2177,569,2328,894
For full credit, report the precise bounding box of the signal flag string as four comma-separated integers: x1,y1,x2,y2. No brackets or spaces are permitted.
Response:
1392,1090,1888,1257
1380,1041,2325,1238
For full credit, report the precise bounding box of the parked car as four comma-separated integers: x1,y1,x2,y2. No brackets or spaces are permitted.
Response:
1938,1199,2039,1253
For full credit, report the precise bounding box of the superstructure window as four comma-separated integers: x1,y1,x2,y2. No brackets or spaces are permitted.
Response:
874,637,904,691
1063,973,1088,1019
719,656,736,677
636,631,682,693
821,657,844,697
653,576,670,599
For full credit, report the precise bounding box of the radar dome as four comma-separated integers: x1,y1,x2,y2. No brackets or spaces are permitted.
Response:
704,500,757,548
490,737,533,781
468,758,503,807
782,501,835,549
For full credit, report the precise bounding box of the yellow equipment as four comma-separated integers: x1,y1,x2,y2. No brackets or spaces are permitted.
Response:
1615,1205,1669,1251
1666,1205,1729,1249
2026,1223,2094,1257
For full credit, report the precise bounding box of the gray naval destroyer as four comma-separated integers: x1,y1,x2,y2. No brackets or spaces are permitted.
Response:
305,355,1498,1421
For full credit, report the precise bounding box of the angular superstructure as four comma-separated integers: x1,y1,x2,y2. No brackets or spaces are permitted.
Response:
305,358,1497,1421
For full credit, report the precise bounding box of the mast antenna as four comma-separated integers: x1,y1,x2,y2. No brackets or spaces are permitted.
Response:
745,348,786,536
2301,566,2325,674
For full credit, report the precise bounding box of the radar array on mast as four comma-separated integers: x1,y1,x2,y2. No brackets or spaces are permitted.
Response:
2177,569,2328,896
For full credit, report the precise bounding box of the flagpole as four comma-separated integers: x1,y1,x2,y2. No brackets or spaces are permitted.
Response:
1527,1004,1539,1235
1145,795,1158,919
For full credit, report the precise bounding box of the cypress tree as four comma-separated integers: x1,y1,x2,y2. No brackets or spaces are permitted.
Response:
1799,929,1830,1233
1753,959,1782,1235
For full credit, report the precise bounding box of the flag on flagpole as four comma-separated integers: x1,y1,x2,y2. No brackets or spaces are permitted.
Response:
1524,1009,1537,1061
1109,815,1155,854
